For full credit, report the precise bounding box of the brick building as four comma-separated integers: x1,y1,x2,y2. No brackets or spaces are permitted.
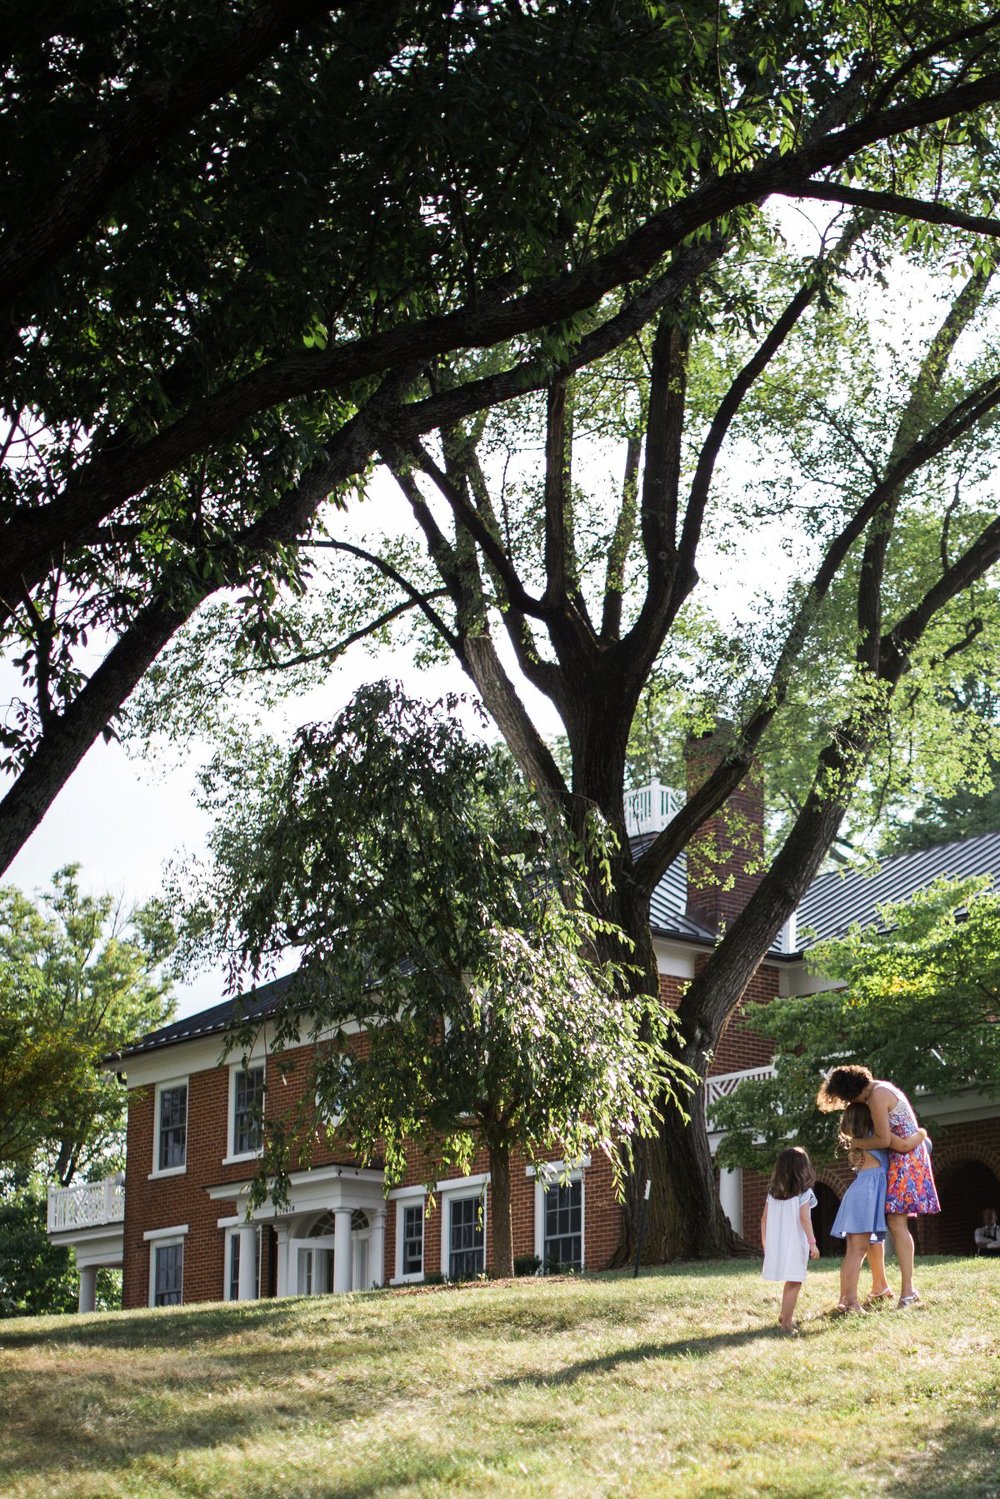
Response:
47,780,1000,1312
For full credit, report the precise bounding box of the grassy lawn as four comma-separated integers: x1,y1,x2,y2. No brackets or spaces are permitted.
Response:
1,1257,998,1498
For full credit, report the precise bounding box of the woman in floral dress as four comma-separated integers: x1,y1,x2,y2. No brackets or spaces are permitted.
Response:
818,1064,940,1307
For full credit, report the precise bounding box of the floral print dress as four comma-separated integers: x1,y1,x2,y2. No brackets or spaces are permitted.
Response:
883,1085,941,1216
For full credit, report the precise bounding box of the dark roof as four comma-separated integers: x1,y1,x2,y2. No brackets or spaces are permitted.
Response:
796,830,1000,946
122,831,1000,1060
110,972,299,1061
630,837,717,944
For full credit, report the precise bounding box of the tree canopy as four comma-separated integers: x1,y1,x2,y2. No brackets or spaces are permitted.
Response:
9,1,1000,879
713,876,1000,1172
183,682,688,1276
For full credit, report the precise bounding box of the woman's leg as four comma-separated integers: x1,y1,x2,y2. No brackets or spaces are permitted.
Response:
887,1213,916,1301
779,1281,801,1329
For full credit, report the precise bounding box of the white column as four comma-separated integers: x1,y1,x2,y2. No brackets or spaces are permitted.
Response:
718,1167,743,1235
333,1209,353,1293
236,1225,258,1301
274,1226,291,1297
369,1209,386,1289
78,1265,98,1314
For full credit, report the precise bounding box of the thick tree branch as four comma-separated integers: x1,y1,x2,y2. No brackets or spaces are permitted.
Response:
792,183,1000,240
601,435,641,643
13,58,1000,607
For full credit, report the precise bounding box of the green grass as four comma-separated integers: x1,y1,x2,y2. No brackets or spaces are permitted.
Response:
1,1258,999,1497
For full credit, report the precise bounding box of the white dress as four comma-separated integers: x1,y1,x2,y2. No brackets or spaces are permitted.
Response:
762,1188,817,1281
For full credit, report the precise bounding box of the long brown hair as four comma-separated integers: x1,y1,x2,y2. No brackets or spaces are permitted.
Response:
769,1145,816,1201
838,1101,875,1157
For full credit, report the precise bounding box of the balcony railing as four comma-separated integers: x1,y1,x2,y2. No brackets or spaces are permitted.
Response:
47,1175,125,1234
625,779,684,837
704,1063,776,1121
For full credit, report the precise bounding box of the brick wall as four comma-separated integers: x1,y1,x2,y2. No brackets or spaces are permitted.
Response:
656,961,777,1076
123,1034,626,1308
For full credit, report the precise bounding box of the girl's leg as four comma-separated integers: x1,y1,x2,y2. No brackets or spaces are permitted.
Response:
840,1236,868,1310
838,1251,849,1309
779,1281,801,1329
887,1213,917,1301
865,1240,891,1298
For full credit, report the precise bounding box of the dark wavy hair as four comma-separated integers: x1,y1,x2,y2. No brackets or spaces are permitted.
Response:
769,1145,816,1201
816,1064,873,1112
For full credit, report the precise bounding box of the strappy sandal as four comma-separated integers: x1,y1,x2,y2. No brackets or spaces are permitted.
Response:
865,1288,894,1307
897,1291,921,1308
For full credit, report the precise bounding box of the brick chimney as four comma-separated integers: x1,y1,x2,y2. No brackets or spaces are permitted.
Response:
684,725,765,932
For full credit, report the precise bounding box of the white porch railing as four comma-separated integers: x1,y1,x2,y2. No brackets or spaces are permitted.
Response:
704,1063,776,1120
47,1175,125,1233
625,779,684,837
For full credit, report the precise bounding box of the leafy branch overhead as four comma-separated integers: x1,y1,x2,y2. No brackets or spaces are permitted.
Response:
10,3,1000,874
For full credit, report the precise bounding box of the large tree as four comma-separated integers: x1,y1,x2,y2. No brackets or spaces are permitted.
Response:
146,168,1000,1261
9,1,1000,881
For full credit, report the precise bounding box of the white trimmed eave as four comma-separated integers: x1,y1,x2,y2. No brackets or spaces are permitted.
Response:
48,1222,124,1267
111,1014,364,1090
204,1161,386,1221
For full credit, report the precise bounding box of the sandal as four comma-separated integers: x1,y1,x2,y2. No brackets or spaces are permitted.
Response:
865,1288,894,1306
897,1291,921,1308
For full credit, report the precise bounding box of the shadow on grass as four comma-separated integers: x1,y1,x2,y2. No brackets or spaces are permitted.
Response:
0,1295,319,1352
491,1319,816,1390
895,1411,1000,1499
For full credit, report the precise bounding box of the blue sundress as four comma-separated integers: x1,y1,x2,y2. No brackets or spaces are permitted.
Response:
830,1149,889,1243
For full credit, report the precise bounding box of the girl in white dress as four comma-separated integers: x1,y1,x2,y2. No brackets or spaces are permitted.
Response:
761,1146,820,1332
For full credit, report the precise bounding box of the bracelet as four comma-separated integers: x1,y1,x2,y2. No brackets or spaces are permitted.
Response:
807,1238,817,1245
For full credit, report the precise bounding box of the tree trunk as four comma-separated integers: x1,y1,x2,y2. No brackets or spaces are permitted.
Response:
488,1138,513,1278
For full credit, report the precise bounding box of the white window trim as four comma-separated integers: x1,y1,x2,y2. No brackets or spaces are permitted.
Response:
525,1155,591,1180
534,1168,586,1270
392,1193,427,1284
439,1178,489,1279
146,1226,188,1308
224,1224,262,1301
150,1076,189,1179
223,1058,266,1165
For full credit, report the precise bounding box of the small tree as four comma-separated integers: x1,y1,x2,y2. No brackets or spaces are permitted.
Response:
0,868,177,1184
186,682,691,1276
713,875,1000,1170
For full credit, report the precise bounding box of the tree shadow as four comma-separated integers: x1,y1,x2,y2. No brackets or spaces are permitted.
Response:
489,1320,822,1390
893,1412,1000,1499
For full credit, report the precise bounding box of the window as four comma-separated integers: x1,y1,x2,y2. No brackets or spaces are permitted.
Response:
543,1179,582,1271
153,1242,183,1306
157,1083,187,1172
232,1064,264,1157
449,1195,485,1280
229,1232,241,1302
402,1203,423,1277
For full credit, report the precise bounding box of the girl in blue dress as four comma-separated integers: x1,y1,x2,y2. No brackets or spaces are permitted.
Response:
830,1101,926,1313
